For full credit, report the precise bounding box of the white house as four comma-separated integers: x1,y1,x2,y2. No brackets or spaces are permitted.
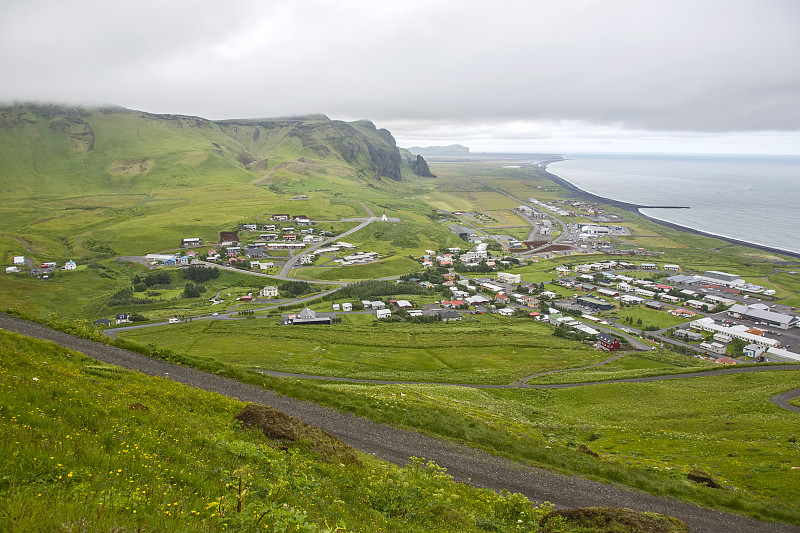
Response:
742,344,767,358
342,303,353,312
498,307,515,316
13,256,25,265
64,260,77,270
376,309,392,319
259,286,279,298
497,272,521,284
699,341,726,355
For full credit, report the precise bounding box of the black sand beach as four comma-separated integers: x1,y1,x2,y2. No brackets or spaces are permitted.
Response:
539,160,800,261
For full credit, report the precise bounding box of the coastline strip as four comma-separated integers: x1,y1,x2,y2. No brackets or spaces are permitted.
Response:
539,162,800,260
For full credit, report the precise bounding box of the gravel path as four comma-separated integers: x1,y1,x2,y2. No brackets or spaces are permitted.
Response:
1,313,798,533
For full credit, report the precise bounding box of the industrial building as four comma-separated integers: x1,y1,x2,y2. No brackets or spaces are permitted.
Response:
728,304,797,330
577,296,614,311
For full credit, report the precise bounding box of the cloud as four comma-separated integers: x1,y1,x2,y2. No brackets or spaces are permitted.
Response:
1,0,798,151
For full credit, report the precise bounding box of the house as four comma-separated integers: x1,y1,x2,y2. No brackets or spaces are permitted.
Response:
674,329,703,342
396,300,413,309
64,260,77,270
178,256,190,266
162,257,177,266
597,333,621,351
93,318,111,327
332,303,341,311
645,301,663,310
440,309,462,322
262,224,276,231
286,307,333,325
498,307,515,317
699,341,726,355
181,237,202,247
376,309,392,319
361,300,372,309
242,224,258,231
685,299,710,310
259,286,279,298
115,313,131,325
497,272,521,284
300,254,314,265
669,308,696,318
13,256,25,265
271,214,290,221
237,294,253,302
342,303,353,312
371,301,386,310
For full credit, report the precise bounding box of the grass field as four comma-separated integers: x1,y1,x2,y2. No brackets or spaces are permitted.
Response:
306,371,800,525
601,306,692,331
525,351,719,384
0,329,561,533
116,314,610,384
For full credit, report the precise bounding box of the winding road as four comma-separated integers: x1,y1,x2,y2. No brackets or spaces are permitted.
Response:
1,313,798,533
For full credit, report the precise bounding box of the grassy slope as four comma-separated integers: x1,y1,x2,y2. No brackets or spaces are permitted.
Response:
0,329,563,533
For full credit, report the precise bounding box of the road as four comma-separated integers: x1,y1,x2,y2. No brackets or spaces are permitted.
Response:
103,286,343,338
450,170,569,253
1,313,797,533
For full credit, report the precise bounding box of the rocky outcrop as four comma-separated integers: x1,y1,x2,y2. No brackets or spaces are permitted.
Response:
412,154,435,177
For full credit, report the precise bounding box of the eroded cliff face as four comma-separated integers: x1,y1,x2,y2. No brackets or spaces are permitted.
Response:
1,103,427,188
412,154,436,178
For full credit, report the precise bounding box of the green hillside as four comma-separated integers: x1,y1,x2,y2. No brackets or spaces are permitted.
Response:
2,327,636,533
0,104,435,260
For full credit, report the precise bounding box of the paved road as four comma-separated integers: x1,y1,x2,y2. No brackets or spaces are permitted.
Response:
450,170,568,253
103,286,343,338
278,201,380,278
1,313,797,533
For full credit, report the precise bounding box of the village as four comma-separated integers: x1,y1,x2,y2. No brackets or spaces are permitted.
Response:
7,206,800,366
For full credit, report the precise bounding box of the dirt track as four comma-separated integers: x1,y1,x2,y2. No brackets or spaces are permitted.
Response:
1,313,797,533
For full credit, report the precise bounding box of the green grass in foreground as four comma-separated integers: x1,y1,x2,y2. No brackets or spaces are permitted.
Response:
11,312,800,527
0,329,562,533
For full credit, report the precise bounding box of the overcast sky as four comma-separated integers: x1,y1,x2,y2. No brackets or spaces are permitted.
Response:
2,0,799,154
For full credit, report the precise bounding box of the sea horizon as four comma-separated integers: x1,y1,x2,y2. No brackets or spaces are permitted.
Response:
545,153,800,256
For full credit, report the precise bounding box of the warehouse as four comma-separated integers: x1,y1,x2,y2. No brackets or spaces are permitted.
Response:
577,296,614,311
728,304,797,330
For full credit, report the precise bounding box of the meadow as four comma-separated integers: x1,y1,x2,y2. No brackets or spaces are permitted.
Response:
0,329,565,533
116,315,611,384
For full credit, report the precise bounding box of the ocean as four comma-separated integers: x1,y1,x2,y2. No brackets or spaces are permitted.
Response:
547,154,800,255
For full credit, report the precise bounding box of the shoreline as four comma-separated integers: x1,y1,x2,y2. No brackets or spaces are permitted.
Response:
538,161,800,260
